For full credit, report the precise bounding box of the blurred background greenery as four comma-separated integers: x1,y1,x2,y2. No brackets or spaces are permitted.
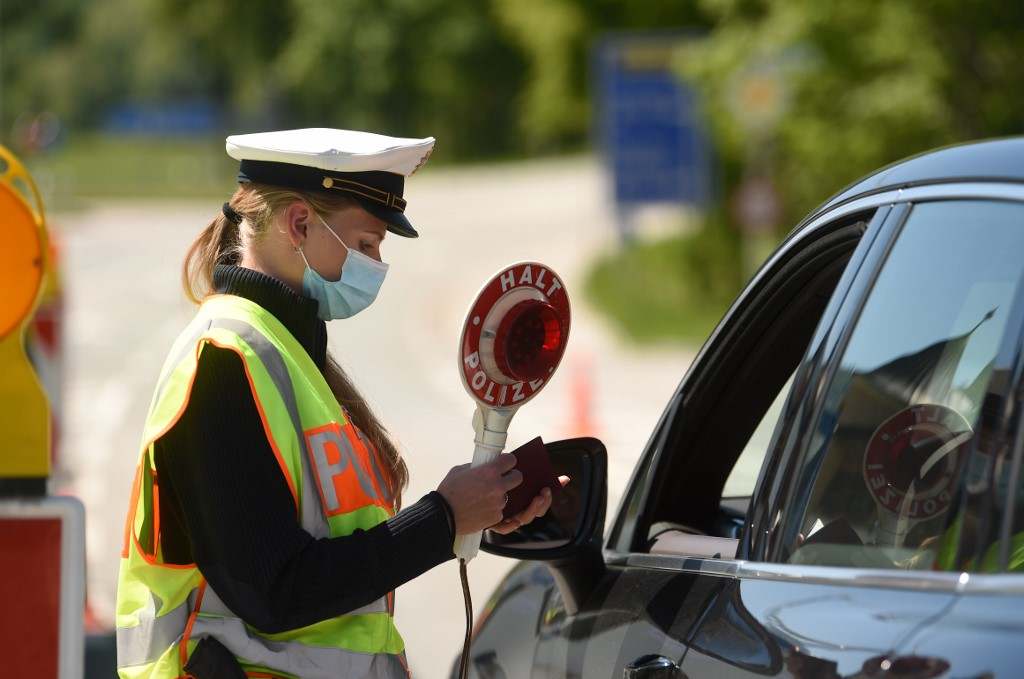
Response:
4,0,1023,344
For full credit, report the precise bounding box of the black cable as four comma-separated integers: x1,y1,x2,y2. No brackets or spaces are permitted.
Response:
458,558,473,679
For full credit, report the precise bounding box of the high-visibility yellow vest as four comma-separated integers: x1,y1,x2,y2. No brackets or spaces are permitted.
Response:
116,294,409,679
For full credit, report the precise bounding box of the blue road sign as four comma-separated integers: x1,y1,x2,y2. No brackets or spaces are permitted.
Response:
596,35,710,208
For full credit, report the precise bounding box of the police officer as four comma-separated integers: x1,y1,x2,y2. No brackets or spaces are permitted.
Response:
116,128,557,678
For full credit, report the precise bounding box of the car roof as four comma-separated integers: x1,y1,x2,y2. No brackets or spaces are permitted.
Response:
812,136,1024,218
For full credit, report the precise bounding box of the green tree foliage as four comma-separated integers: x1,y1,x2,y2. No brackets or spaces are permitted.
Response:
1,0,221,129
0,0,705,160
2,0,532,160
679,0,1024,227
492,0,709,152
588,0,1024,344
158,0,533,160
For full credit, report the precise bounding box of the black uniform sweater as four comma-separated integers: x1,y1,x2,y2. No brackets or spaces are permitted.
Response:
152,264,456,633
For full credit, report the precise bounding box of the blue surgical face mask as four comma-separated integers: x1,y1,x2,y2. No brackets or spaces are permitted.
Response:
298,210,389,321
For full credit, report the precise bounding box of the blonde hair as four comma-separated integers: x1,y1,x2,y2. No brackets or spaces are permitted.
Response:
183,182,408,508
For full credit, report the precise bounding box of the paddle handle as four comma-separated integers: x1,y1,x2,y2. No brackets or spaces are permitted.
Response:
452,439,505,562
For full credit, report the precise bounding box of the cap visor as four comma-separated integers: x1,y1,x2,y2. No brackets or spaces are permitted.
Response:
354,197,419,238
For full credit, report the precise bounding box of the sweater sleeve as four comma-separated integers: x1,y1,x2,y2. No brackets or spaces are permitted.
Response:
153,344,455,633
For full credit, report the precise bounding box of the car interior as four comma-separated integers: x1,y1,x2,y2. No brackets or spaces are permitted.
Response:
635,213,874,559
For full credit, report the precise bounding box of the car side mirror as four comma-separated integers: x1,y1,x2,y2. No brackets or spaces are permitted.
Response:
481,437,606,561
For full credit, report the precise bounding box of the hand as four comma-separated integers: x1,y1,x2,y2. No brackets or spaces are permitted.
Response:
488,475,571,535
437,453,523,535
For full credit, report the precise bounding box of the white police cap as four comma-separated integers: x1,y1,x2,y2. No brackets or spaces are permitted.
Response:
226,128,435,238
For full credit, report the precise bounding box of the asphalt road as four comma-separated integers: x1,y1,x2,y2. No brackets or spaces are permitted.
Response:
55,155,693,677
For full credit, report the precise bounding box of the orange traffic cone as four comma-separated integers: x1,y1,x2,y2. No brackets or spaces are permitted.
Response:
567,353,597,438
84,596,107,633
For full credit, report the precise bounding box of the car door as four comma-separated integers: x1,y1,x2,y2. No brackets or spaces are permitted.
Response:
530,203,882,678
679,197,1024,678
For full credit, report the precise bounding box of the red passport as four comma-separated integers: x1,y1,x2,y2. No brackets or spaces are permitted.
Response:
503,436,562,520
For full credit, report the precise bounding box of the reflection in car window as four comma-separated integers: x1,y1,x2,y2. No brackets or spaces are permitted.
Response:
785,201,1024,570
724,372,795,498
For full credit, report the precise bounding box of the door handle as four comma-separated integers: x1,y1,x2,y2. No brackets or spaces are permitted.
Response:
623,654,686,679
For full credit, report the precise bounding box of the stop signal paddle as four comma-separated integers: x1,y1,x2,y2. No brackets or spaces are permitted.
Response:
454,262,571,562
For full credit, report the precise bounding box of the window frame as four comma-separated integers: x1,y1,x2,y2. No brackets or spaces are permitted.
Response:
604,203,882,557
749,202,907,563
605,182,1024,596
764,196,1024,572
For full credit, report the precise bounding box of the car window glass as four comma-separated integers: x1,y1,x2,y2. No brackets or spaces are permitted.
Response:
783,201,1024,571
636,216,871,558
723,371,795,498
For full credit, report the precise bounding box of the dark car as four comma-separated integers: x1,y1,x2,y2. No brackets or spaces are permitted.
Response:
456,138,1024,678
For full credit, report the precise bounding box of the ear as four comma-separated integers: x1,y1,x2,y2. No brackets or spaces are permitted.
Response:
282,200,312,249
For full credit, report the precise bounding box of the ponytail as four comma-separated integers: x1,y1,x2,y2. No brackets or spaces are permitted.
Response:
181,209,241,305
181,185,408,509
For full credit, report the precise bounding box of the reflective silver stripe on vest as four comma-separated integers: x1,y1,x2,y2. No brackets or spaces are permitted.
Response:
117,584,391,669
190,616,407,679
209,317,332,540
153,317,213,409
196,584,232,617
116,590,193,668
344,596,390,616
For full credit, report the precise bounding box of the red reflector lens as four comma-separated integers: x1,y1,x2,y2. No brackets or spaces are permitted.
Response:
494,301,563,382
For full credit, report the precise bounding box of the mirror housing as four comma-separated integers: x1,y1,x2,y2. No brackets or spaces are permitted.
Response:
481,437,606,560
481,437,607,614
